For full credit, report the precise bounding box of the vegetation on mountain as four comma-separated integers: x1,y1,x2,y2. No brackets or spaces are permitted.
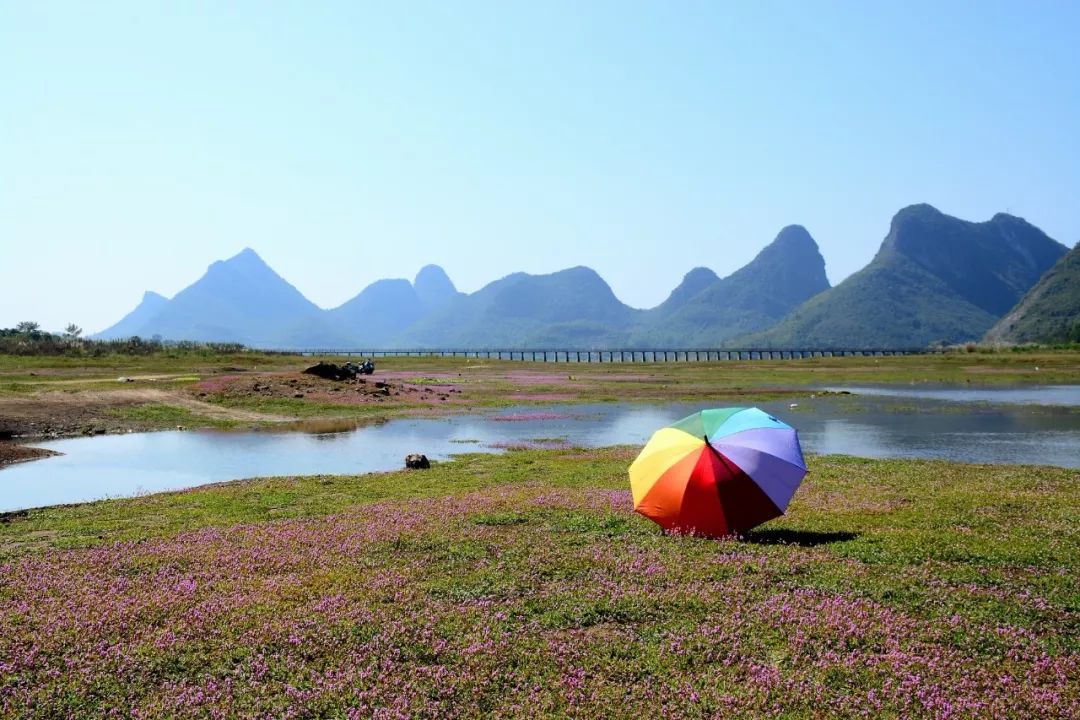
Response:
397,267,640,348
985,242,1080,344
328,266,462,346
144,249,348,347
413,264,461,309
633,225,830,346
328,279,426,347
747,205,1067,348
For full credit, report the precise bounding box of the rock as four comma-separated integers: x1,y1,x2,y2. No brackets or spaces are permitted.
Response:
405,453,430,469
303,362,351,381
304,361,373,381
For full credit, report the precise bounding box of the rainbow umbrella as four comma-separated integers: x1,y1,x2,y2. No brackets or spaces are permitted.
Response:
629,407,807,537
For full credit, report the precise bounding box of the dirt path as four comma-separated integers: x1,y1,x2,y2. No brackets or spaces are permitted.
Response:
139,390,295,422
0,388,293,439
3,373,202,385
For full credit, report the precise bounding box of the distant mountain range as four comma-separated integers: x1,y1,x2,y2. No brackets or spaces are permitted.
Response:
94,205,1073,348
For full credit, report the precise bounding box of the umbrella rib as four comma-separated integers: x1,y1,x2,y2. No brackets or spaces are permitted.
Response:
703,434,735,473
711,441,809,475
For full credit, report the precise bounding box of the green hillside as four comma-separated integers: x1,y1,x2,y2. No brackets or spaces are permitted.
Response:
328,279,426,346
746,205,1067,348
108,249,350,348
744,254,996,348
985,242,1080,344
394,267,640,348
632,225,830,346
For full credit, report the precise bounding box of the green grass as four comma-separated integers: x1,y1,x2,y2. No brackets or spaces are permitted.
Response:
1,449,1077,717
3,450,1077,629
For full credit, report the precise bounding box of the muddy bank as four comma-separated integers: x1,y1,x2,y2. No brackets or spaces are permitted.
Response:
0,443,58,469
192,372,462,405
0,387,293,442
0,392,145,439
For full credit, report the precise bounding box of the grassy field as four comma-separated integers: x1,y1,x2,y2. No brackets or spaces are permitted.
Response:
1,448,1077,718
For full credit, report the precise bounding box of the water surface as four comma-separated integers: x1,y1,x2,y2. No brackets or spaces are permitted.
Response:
823,384,1080,406
3,390,1079,512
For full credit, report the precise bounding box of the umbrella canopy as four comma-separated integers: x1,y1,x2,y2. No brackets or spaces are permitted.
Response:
629,407,807,537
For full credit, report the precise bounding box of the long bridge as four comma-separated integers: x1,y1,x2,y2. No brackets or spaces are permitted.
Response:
280,348,932,363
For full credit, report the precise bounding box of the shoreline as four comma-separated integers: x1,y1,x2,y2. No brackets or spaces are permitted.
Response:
0,442,59,469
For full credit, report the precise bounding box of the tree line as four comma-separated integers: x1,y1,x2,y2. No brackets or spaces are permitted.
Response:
0,322,245,356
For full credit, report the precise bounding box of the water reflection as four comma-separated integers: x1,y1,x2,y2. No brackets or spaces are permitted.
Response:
2,391,1079,512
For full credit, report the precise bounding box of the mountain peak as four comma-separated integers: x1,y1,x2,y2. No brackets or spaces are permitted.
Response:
766,225,821,256
414,264,458,308
894,203,943,220
92,289,169,339
414,264,452,287
561,265,603,280
726,225,830,303
989,212,1039,231
632,225,829,347
203,248,281,285
748,225,826,270
218,247,267,268
682,266,719,285
654,267,719,312
880,207,1066,316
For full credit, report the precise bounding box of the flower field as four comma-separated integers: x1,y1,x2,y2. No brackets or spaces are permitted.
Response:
1,449,1077,718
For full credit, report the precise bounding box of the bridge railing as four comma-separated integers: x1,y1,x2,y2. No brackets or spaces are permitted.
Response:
258,348,933,362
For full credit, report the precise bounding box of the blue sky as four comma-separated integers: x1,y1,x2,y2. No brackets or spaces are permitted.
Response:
2,1,1078,333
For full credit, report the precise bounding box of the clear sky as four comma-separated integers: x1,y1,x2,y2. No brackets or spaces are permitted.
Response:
2,1,1078,333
